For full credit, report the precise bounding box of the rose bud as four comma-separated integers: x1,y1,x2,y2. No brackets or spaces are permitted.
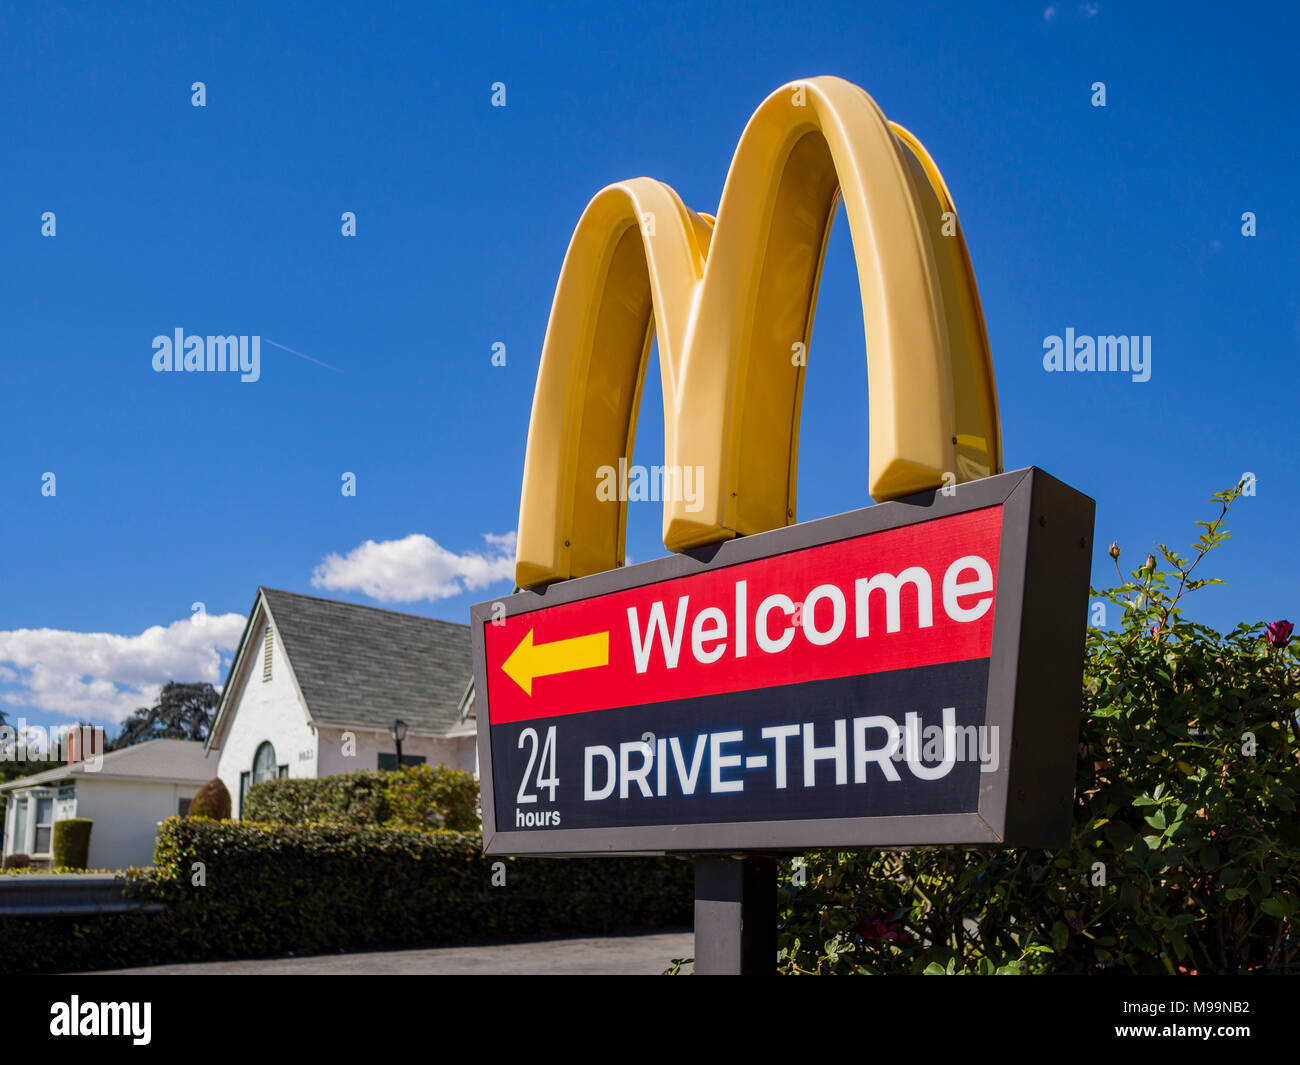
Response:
1108,541,1120,560
1266,620,1293,648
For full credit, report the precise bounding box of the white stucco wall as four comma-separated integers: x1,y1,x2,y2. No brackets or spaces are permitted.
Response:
212,612,319,818
315,726,475,777
3,777,201,869
75,778,201,868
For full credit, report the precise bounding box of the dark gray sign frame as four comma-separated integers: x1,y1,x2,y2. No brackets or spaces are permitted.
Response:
471,466,1094,856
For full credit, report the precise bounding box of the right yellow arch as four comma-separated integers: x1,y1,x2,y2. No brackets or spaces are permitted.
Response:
515,76,1001,590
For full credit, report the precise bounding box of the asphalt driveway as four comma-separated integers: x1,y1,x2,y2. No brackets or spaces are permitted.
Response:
80,928,694,975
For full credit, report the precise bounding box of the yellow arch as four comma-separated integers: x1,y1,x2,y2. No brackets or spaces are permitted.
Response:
515,76,1001,590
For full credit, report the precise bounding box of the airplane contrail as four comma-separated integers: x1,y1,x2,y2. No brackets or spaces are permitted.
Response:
262,337,344,373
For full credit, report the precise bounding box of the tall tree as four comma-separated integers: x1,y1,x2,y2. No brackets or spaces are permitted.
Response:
108,682,218,751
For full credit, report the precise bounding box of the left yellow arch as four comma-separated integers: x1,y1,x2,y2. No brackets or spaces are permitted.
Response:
515,76,1001,590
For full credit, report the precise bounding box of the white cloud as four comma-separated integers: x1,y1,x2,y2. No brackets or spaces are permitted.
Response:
311,532,516,603
1080,2,1099,16
1044,5,1058,19
0,614,245,724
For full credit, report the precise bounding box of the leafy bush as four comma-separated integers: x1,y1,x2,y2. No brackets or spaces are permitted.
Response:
0,820,693,973
243,764,480,831
777,484,1300,974
188,778,231,820
51,819,92,869
380,764,479,831
243,770,390,826
3,853,30,870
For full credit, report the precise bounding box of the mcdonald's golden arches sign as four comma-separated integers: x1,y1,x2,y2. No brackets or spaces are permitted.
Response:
472,77,1094,857
516,75,1001,589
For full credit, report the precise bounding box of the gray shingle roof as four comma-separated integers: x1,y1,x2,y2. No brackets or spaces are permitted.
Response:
0,739,212,791
260,588,472,736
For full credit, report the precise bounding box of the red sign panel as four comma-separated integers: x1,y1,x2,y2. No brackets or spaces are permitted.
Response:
485,506,1002,724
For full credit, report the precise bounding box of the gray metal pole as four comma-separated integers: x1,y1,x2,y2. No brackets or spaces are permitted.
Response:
693,856,776,974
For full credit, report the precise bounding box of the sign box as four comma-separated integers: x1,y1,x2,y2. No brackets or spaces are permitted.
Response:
472,467,1094,855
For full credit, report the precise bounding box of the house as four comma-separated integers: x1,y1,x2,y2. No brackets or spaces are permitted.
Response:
206,587,476,818
0,739,209,869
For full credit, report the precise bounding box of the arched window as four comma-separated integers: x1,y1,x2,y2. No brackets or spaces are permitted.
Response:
252,741,278,784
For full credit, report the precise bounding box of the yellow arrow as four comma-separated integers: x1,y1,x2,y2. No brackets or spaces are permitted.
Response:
502,628,610,696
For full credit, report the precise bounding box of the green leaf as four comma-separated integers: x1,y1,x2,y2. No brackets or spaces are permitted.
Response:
1103,820,1136,848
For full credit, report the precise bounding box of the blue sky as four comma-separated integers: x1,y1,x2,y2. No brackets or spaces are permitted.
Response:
1,1,1295,735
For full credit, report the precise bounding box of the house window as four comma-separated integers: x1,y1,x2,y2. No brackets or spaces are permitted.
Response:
239,772,250,817
262,625,274,682
178,798,192,817
377,753,427,771
11,796,28,854
277,764,289,778
33,795,54,855
253,741,278,784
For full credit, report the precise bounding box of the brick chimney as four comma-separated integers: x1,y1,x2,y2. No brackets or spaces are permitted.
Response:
67,725,103,765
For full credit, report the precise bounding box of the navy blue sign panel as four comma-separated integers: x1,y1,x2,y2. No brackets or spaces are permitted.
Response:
496,662,991,833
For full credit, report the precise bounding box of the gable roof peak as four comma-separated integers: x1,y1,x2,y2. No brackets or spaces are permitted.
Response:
216,587,473,742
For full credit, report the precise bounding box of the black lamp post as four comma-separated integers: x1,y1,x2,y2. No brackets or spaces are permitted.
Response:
389,719,407,770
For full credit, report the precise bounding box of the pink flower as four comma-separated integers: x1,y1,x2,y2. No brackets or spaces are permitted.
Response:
856,909,906,945
1266,620,1293,648
1108,542,1120,560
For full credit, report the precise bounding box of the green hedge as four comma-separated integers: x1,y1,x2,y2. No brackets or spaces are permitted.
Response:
51,819,92,869
241,769,391,825
777,483,1300,975
0,819,693,973
243,764,479,831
